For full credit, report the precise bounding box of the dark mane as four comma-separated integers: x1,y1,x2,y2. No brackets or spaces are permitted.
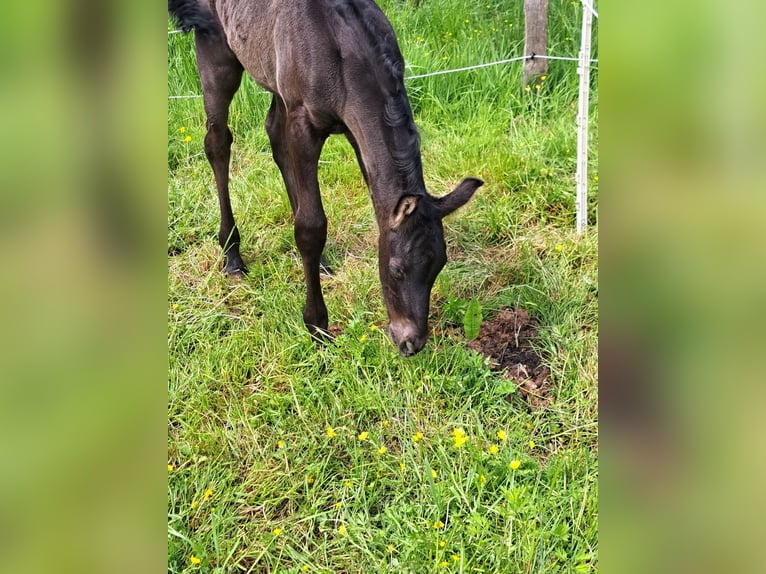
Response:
384,92,424,195
334,0,404,84
334,1,423,194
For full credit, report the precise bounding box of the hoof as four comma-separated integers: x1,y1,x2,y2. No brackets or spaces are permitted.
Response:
227,268,247,280
308,324,333,346
224,255,248,277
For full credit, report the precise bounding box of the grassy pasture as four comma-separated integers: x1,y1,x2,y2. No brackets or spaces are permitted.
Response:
168,1,597,572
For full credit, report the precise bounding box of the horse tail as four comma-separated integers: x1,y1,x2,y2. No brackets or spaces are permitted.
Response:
168,0,219,35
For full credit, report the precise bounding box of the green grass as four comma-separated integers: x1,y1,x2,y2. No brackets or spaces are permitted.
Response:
168,1,597,572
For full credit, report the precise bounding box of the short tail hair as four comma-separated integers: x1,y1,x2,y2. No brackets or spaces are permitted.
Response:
168,0,219,35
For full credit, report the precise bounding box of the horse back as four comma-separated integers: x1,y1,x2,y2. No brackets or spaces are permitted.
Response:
186,0,403,124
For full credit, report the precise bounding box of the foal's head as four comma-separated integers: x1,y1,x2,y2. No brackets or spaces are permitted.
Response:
379,177,482,356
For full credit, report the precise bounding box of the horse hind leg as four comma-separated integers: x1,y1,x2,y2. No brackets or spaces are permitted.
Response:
195,32,246,275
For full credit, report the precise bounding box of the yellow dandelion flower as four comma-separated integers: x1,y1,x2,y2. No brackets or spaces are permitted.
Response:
555,244,563,252
273,527,282,536
535,84,541,90
377,445,387,455
190,500,198,509
277,440,285,449
387,544,395,553
433,520,445,529
524,85,531,92
480,474,487,485
497,430,507,441
594,175,599,182
168,464,173,472
179,127,186,133
184,135,192,142
412,431,424,442
359,333,367,343
525,422,532,429
452,554,460,562
369,323,378,331
442,56,448,61
344,480,353,488
335,501,343,509
301,566,309,572
204,488,213,500
489,444,499,455
189,555,201,565
529,440,536,449
509,460,521,470
440,561,449,568
431,469,438,479
439,539,447,548
453,427,468,448
358,431,369,441
307,475,315,484
541,75,547,81
338,524,346,536
326,426,336,438
399,462,406,472
172,303,179,310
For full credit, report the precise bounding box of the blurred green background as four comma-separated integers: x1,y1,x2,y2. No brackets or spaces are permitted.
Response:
601,0,766,572
0,1,166,573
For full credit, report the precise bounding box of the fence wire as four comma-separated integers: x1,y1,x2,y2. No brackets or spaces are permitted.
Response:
168,53,597,99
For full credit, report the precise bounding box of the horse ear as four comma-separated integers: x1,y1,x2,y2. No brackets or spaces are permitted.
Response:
438,177,483,218
391,195,419,228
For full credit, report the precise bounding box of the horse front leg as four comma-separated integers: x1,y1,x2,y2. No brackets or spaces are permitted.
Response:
295,203,329,338
281,107,330,338
268,96,334,278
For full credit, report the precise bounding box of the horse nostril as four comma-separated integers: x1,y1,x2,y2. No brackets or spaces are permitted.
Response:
398,339,416,356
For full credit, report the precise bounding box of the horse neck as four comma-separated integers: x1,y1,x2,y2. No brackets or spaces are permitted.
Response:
344,94,426,222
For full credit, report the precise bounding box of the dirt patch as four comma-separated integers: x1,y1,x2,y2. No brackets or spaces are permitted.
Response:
327,322,344,338
466,307,552,409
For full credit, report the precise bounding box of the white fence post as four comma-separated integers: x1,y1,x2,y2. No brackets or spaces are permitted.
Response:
575,2,594,235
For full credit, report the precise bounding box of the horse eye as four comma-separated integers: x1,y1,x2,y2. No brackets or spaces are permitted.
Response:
389,262,405,280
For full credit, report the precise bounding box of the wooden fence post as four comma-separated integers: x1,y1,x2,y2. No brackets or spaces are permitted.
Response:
523,0,549,86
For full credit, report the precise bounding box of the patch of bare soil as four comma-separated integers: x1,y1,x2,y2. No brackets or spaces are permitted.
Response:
466,307,552,409
327,322,344,338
